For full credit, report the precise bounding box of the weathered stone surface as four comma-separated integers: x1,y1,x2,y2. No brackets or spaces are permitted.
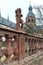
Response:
2,51,43,65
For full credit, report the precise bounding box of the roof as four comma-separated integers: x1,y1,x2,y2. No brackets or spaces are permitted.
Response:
0,17,16,28
27,5,35,17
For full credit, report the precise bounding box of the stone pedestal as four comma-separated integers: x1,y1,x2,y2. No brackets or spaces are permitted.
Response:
15,8,25,60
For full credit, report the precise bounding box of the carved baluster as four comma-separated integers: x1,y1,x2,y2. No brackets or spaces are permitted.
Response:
5,35,13,63
21,35,25,58
13,36,18,60
29,38,32,55
18,35,22,60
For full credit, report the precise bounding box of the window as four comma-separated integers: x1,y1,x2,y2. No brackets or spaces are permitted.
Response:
28,19,30,22
32,19,33,22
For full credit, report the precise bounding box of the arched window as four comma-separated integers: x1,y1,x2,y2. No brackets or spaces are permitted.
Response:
28,19,30,22
32,19,33,22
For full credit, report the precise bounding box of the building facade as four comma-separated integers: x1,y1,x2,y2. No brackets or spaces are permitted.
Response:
25,5,43,37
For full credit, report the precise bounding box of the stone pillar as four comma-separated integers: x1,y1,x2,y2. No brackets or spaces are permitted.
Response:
6,36,12,47
5,35,13,62
29,38,31,55
31,39,35,54
26,39,29,55
36,39,38,51
36,39,39,52
32,39,35,54
18,35,22,60
13,36,18,60
38,39,41,51
33,39,36,53
32,39,34,54
34,39,37,53
36,39,38,52
31,38,35,54
29,38,32,55
18,34,25,60
21,35,25,58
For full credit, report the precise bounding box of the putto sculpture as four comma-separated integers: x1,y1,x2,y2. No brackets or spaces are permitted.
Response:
15,8,24,31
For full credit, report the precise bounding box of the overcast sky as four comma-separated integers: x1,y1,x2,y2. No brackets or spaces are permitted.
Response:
0,0,43,23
